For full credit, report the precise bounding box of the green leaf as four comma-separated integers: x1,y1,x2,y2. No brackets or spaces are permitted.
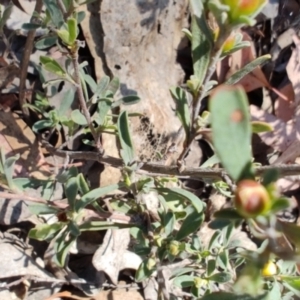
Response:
162,211,175,237
43,0,64,28
76,11,86,24
77,173,90,194
262,169,279,186
225,55,271,85
201,292,268,300
281,276,300,297
22,23,42,30
200,154,220,168
40,56,66,77
28,203,60,215
107,77,120,96
32,119,54,133
182,28,192,42
0,3,13,31
190,0,212,88
67,18,77,45
54,231,76,267
209,219,232,229
207,259,216,277
170,87,191,139
65,177,78,211
135,258,156,282
207,272,231,283
71,109,87,125
176,207,204,240
79,221,135,231
270,197,290,214
91,76,110,103
4,154,19,189
58,88,75,117
279,221,300,248
29,223,65,241
95,99,111,125
57,29,70,45
214,208,243,220
112,95,141,108
118,111,135,165
156,187,204,213
251,121,273,133
35,36,57,49
173,275,195,288
75,183,121,212
209,85,253,181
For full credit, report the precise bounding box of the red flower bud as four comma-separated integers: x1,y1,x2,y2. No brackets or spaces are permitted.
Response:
234,180,270,218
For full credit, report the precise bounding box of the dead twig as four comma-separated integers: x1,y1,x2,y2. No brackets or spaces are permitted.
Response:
42,140,300,181
19,0,43,119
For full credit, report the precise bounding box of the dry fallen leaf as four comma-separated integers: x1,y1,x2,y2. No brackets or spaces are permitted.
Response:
92,229,142,285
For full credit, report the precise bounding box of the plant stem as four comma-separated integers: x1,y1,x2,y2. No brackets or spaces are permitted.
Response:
70,43,103,153
43,141,300,181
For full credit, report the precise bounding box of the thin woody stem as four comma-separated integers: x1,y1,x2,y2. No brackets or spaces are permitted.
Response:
70,43,103,153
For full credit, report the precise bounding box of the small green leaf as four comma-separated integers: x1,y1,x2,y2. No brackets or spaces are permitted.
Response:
262,169,279,186
209,219,232,229
22,23,42,30
77,173,90,194
32,119,54,133
4,154,19,189
135,258,156,282
270,197,290,214
67,18,77,45
207,272,231,283
173,275,195,288
156,188,204,213
281,276,300,297
190,0,212,88
95,99,111,125
75,183,121,212
65,177,78,211
214,208,243,220
57,29,70,45
71,109,87,125
176,207,204,240
163,211,175,237
279,221,300,248
251,121,273,133
107,77,120,96
58,88,75,117
76,11,86,23
29,223,65,241
43,0,64,27
91,76,110,103
79,221,135,231
40,56,66,76
182,28,192,42
0,3,13,31
209,85,253,181
35,36,57,49
28,203,60,215
113,95,141,107
200,154,220,168
207,259,216,277
225,55,271,85
118,111,135,165
170,87,191,139
201,292,268,300
55,232,76,266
